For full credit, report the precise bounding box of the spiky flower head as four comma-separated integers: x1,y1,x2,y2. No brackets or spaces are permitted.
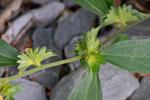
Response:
17,47,56,72
0,82,21,100
104,5,145,27
75,27,105,73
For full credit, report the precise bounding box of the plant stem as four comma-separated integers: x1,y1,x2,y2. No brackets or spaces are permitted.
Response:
102,15,150,48
0,56,81,83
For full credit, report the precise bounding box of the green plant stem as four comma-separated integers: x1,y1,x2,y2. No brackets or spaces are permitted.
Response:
102,15,150,48
0,56,81,83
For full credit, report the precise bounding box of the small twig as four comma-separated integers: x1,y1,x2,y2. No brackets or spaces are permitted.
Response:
12,19,34,45
0,0,23,34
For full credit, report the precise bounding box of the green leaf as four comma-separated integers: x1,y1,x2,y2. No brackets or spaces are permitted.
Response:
114,34,129,43
68,70,102,100
5,96,14,100
6,84,22,96
73,0,114,16
0,39,19,66
102,39,150,74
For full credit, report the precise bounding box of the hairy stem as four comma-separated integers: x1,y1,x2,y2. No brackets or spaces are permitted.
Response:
0,56,81,83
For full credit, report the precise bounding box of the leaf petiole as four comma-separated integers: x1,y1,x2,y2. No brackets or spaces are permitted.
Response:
0,56,81,83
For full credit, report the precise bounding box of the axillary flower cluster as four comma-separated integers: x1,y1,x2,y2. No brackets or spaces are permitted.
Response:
104,5,145,27
17,47,56,73
75,27,105,73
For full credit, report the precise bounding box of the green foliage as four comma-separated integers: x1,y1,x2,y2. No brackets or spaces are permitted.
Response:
104,5,145,27
102,39,150,74
75,27,105,73
68,70,102,100
0,1,149,100
114,34,129,43
73,27,104,100
73,0,145,27
17,47,56,73
0,82,21,100
73,0,114,16
0,39,19,67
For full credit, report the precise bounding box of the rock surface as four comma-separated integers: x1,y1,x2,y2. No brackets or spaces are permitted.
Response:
30,68,60,89
32,2,65,27
100,64,139,100
3,2,65,43
128,77,150,100
50,68,85,100
14,79,47,100
54,8,97,49
32,27,62,60
124,18,150,38
50,64,139,100
31,27,61,89
63,0,76,8
64,36,81,71
31,0,60,5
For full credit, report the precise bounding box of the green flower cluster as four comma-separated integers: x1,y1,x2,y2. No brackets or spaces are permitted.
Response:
17,47,56,72
104,5,145,27
75,27,105,72
0,82,21,100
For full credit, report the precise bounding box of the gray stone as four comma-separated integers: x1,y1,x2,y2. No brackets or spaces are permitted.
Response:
50,64,139,100
64,36,81,71
31,27,62,89
14,79,47,100
50,68,85,100
63,0,76,8
29,68,60,89
32,27,62,59
31,0,60,5
100,64,139,100
33,28,54,49
32,28,53,48
124,18,150,38
4,2,65,43
128,77,150,100
54,8,97,49
32,2,65,27
57,10,71,23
